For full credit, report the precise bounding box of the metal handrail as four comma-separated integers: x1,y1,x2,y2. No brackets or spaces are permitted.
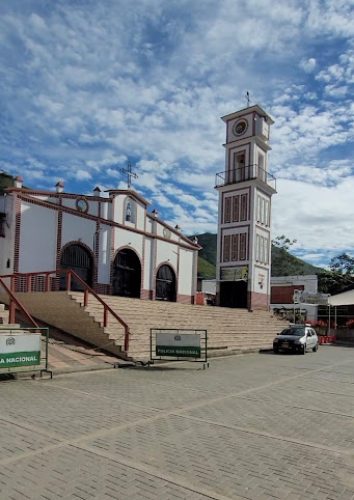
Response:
0,269,130,352
0,277,39,327
215,164,276,190
65,269,130,352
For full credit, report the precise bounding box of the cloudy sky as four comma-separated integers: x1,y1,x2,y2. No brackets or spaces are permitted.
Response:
0,0,353,267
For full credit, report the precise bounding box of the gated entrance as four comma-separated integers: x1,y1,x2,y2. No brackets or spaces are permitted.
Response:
219,280,247,308
60,243,93,290
156,265,176,302
112,249,141,298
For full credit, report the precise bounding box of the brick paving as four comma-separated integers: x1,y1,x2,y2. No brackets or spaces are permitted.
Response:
1,346,354,499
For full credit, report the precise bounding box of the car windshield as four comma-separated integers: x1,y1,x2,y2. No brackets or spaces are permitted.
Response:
280,328,305,336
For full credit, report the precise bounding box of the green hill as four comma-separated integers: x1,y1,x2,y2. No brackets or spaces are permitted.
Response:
198,256,216,279
192,232,322,279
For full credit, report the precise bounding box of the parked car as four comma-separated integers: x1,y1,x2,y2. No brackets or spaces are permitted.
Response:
273,325,319,354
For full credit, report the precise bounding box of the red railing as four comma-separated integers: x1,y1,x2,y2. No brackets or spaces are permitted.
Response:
0,277,39,328
0,270,130,352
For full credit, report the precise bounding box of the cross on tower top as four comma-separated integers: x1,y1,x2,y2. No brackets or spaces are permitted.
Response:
120,161,138,189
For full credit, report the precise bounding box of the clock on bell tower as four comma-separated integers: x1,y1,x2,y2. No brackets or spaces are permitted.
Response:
215,104,276,310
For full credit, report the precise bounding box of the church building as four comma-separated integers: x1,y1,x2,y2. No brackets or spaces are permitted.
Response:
0,175,199,303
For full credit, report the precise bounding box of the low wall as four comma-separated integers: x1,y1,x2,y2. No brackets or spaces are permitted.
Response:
335,329,354,344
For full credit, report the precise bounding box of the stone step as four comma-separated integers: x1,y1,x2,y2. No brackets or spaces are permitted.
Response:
12,291,287,362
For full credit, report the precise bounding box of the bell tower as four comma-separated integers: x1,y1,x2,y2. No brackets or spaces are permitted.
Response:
215,105,276,310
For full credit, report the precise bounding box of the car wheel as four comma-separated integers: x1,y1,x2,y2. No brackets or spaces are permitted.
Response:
312,343,318,352
301,344,306,355
273,347,279,354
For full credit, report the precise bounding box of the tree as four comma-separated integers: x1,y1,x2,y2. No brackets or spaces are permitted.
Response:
318,253,354,294
272,235,297,251
271,235,305,277
329,253,354,276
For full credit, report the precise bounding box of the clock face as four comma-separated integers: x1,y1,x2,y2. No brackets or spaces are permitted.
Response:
233,119,248,137
76,197,89,213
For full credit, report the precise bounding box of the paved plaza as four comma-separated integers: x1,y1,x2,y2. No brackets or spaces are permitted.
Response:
1,346,354,500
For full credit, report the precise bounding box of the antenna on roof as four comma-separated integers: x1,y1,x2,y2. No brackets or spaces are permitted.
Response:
245,91,250,107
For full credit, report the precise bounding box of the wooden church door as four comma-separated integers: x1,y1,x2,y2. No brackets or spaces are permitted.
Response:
112,249,141,298
60,244,93,290
156,265,176,302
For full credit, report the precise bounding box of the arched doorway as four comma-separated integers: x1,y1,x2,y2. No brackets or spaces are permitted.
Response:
60,243,93,291
112,249,141,298
156,265,176,302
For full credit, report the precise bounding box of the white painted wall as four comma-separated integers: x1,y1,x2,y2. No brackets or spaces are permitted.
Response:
156,240,178,270
136,203,145,231
113,227,143,257
19,202,57,272
155,220,165,237
100,200,110,220
61,198,77,211
97,224,111,284
143,238,152,290
253,265,269,294
111,196,122,224
178,249,194,295
61,197,99,218
61,213,96,250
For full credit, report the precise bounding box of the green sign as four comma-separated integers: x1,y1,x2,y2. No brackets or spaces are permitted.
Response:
0,332,41,369
156,332,201,358
0,351,41,368
156,345,201,357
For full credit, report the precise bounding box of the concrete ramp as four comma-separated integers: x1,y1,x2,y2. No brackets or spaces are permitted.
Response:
12,292,125,357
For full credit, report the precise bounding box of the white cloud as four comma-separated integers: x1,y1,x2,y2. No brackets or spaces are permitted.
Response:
272,177,354,253
299,58,317,73
75,170,92,181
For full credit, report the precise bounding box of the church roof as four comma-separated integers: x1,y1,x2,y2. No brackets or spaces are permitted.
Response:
105,189,149,207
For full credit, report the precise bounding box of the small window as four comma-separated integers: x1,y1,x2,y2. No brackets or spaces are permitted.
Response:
0,213,6,238
224,197,231,223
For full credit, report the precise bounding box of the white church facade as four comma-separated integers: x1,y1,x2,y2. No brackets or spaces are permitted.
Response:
0,177,199,303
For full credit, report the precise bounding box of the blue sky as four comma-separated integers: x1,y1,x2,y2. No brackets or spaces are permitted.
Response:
0,0,353,268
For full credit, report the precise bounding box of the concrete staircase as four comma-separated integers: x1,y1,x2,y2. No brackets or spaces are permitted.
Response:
69,293,286,360
3,292,125,357
1,291,287,361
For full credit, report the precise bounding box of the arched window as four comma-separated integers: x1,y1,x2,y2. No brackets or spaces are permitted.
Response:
124,198,136,223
